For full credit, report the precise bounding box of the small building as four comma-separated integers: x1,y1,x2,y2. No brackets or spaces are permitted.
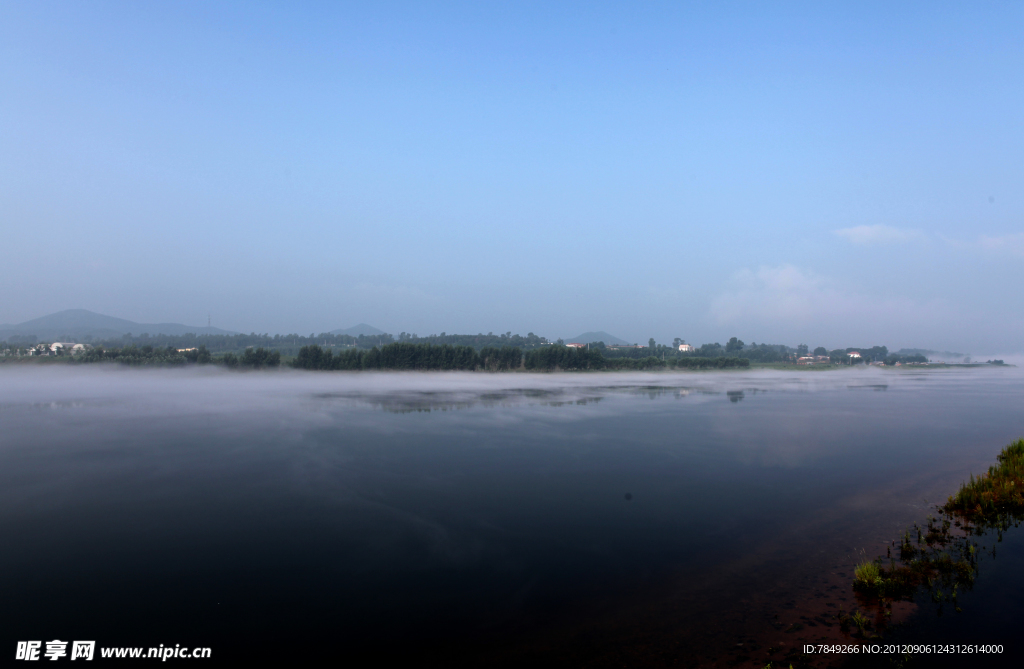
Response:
177,348,198,353
565,343,586,349
797,356,815,365
678,344,695,352
847,351,862,359
48,342,85,354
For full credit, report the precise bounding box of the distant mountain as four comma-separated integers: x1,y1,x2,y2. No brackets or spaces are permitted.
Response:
565,331,631,345
330,323,387,336
0,309,238,341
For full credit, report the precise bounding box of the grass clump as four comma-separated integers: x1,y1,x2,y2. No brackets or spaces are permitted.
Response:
853,560,881,589
850,610,870,633
944,438,1024,518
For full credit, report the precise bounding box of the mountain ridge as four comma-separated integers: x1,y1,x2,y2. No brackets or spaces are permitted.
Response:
0,309,238,340
329,323,387,336
565,331,631,345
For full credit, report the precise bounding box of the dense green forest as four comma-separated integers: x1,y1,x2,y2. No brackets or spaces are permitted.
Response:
294,343,489,371
1,329,929,369
293,344,535,371
73,344,280,368
289,343,750,372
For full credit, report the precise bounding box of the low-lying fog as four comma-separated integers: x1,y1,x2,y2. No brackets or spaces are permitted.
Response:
4,364,1016,414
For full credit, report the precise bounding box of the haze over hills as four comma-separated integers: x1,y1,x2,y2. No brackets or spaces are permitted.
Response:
895,348,968,361
565,331,631,345
0,309,239,341
329,323,387,337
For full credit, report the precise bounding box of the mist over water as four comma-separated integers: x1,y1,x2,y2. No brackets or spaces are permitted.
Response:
2,366,1023,665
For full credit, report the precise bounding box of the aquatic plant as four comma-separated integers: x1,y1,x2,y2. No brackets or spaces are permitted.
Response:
853,560,881,589
844,437,1024,640
850,610,870,634
944,438,1024,518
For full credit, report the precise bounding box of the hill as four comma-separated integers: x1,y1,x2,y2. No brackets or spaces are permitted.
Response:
330,323,387,336
0,309,238,341
565,331,631,345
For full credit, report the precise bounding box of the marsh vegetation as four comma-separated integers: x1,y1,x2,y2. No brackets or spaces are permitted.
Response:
844,438,1024,642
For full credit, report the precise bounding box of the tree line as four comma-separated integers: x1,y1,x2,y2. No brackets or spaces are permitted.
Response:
69,330,553,355
78,332,392,354
292,343,749,372
293,344,525,371
3,331,928,369
4,327,925,367
74,344,280,368
591,337,793,363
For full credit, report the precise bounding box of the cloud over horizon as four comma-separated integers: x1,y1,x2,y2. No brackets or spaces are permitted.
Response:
834,225,925,245
978,233,1024,257
706,264,996,351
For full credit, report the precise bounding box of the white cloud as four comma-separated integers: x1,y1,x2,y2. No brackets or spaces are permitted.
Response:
977,233,1024,257
707,264,964,347
709,265,833,328
937,232,1024,257
834,225,925,245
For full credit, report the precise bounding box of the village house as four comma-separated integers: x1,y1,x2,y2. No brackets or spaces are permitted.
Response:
678,344,695,352
48,342,87,354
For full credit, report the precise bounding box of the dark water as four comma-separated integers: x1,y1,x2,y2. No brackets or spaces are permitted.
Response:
1,366,1022,666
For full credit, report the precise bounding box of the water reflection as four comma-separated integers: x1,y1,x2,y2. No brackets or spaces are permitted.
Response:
0,365,1021,665
309,383,772,413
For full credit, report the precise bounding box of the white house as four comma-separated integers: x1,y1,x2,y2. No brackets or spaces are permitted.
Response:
678,344,695,352
49,342,85,354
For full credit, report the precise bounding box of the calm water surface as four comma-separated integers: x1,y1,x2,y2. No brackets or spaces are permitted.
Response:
1,366,1022,666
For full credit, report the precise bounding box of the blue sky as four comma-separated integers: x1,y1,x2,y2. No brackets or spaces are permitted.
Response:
2,1,1022,352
